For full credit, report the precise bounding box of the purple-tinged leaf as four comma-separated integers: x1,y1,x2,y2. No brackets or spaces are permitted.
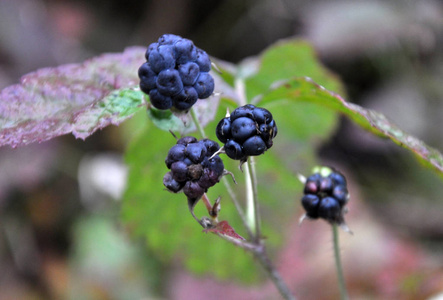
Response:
0,47,147,148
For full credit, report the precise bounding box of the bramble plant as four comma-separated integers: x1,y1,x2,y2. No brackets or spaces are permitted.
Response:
1,33,443,299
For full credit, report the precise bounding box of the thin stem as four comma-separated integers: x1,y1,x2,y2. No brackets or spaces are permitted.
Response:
248,157,261,240
222,176,254,239
190,107,206,138
217,234,296,300
333,223,349,300
243,161,256,237
190,106,253,239
253,243,296,300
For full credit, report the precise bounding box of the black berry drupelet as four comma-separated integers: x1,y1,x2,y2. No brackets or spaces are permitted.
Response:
215,104,277,161
138,34,215,111
301,168,349,224
163,136,224,201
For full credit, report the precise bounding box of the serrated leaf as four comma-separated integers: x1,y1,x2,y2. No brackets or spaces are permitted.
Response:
0,47,146,147
258,77,443,176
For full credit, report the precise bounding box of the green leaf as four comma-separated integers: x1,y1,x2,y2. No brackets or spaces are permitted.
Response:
122,123,260,283
243,39,344,101
258,77,443,176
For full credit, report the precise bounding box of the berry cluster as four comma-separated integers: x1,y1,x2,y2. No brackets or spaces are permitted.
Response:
138,34,215,111
301,170,349,223
163,136,224,200
215,104,278,161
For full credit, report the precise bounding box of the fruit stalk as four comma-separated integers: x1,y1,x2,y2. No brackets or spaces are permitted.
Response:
333,223,349,300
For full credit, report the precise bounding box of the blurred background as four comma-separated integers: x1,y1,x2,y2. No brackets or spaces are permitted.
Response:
1,0,443,299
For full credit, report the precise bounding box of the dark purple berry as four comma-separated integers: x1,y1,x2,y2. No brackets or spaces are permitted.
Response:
183,180,205,199
319,177,333,194
252,107,273,124
224,140,244,160
178,62,200,85
230,104,255,121
148,45,176,73
172,86,198,111
148,89,173,110
318,197,341,222
215,118,231,143
170,161,188,182
231,117,257,143
174,39,197,64
328,172,347,186
186,142,207,163
332,185,348,206
177,136,197,146
302,194,320,219
243,136,266,156
193,72,214,99
158,34,180,45
163,172,183,193
201,139,220,155
165,144,186,167
156,69,183,96
195,49,211,72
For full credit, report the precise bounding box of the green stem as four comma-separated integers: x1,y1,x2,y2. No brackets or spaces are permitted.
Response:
190,106,253,239
190,107,206,138
245,157,261,241
333,223,349,300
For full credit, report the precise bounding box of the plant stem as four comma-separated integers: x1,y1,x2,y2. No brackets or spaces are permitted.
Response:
222,176,254,239
218,235,296,300
190,107,206,138
253,243,296,300
333,223,349,300
244,157,261,241
190,106,253,239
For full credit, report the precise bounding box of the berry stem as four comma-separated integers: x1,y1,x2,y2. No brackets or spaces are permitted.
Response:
190,106,253,239
190,107,207,138
246,157,261,241
244,161,256,236
333,223,349,300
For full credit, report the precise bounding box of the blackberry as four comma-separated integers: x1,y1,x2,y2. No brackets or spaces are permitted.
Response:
215,104,277,161
300,168,349,224
138,34,215,111
163,137,225,201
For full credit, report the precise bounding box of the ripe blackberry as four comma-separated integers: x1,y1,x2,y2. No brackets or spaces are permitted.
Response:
163,137,225,201
138,34,215,111
215,104,277,161
300,168,349,224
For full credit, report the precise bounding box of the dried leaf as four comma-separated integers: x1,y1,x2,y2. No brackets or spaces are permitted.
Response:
203,220,246,241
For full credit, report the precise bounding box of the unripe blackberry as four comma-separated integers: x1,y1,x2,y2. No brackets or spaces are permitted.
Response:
138,34,215,111
215,104,277,161
164,136,225,201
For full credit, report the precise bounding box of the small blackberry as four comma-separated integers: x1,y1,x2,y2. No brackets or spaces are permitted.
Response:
139,34,215,111
163,137,225,201
300,167,350,225
215,104,277,161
